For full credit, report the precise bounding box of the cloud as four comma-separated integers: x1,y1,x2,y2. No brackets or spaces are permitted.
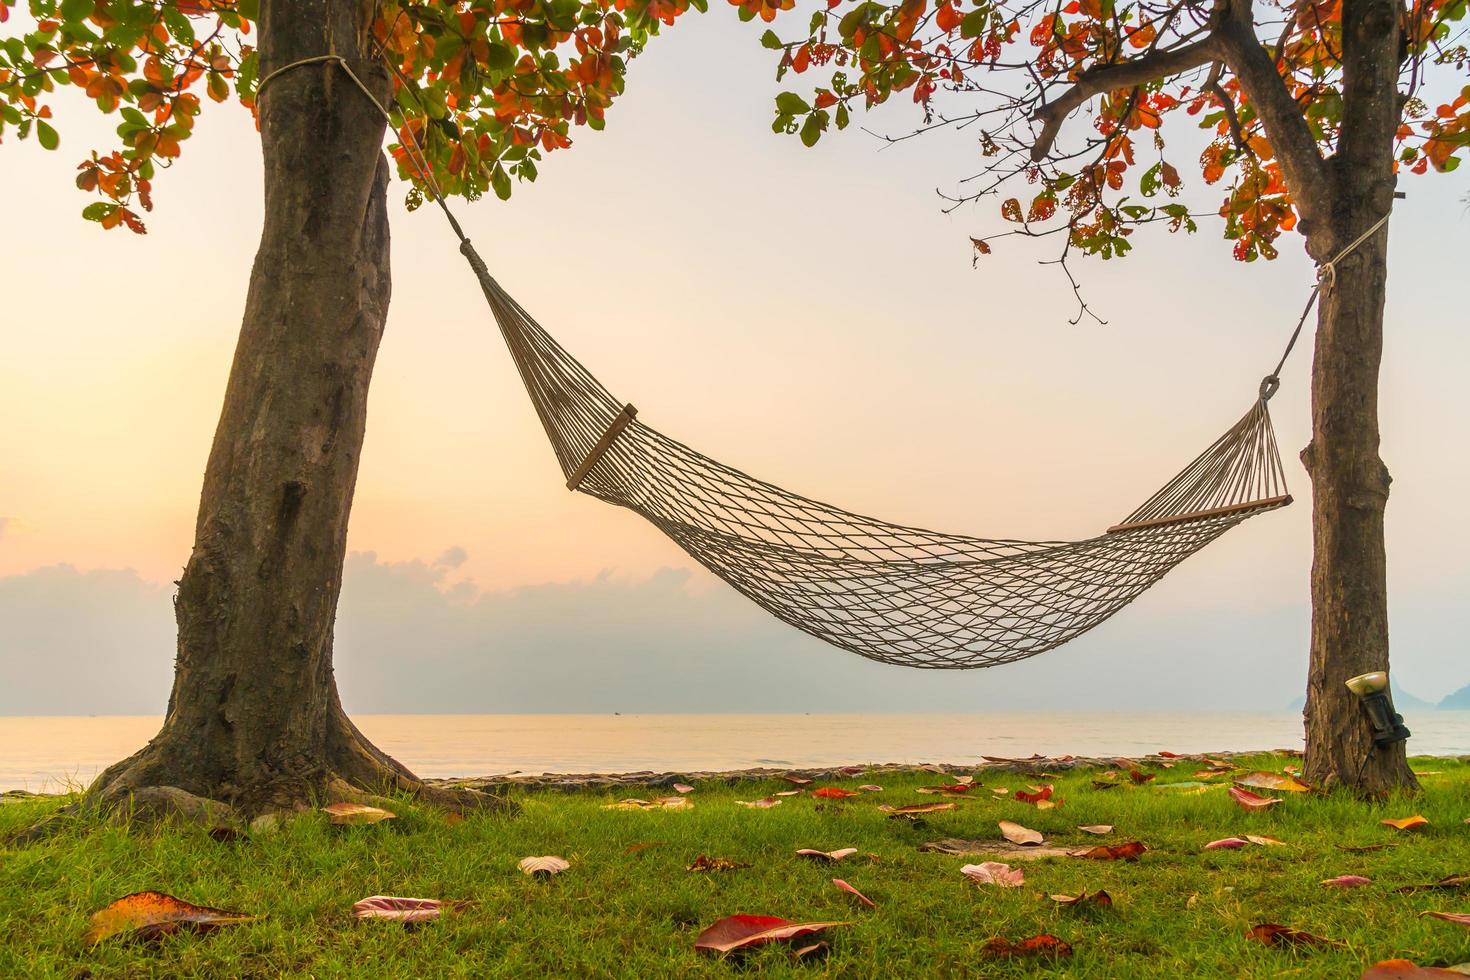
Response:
433,545,468,570
1,551,1461,717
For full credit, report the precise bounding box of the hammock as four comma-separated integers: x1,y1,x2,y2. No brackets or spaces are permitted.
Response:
456,242,1291,669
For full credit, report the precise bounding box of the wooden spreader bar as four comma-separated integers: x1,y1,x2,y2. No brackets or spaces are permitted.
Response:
1106,494,1292,535
566,403,638,491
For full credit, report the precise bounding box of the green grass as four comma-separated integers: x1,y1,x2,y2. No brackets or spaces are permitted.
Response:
2,754,1468,978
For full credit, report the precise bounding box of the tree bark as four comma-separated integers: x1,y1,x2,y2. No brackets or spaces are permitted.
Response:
89,0,485,817
1300,0,1417,794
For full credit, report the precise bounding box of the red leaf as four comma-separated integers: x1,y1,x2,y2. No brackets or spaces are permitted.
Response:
1128,769,1155,784
981,934,1073,957
1205,838,1249,850
1244,923,1342,947
1228,787,1282,810
1423,911,1470,927
351,896,472,923
832,879,875,908
813,787,859,799
1015,785,1053,804
1071,841,1148,861
693,915,846,954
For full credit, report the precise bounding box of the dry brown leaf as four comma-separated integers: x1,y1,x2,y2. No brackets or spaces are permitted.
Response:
980,934,1073,957
85,891,255,945
1078,825,1113,835
1071,841,1148,861
918,838,1073,860
879,802,957,816
735,797,782,809
961,862,1025,887
774,789,803,797
857,785,883,792
998,820,1043,846
1245,835,1286,847
1049,890,1113,907
518,855,570,877
1382,815,1430,831
796,847,858,863
1424,912,1470,927
832,878,876,908
780,774,813,786
1228,787,1282,810
1244,923,1343,948
351,896,472,923
688,855,749,872
672,783,695,794
1236,772,1311,793
1321,875,1372,887
1394,875,1470,894
321,802,396,825
693,915,846,955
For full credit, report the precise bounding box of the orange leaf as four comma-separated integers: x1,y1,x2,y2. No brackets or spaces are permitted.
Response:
85,891,255,945
1382,815,1429,831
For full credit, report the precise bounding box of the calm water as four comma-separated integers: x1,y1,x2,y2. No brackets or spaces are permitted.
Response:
2,712,1466,792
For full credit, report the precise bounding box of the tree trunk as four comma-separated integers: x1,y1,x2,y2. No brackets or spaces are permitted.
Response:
89,0,483,817
1300,0,1417,794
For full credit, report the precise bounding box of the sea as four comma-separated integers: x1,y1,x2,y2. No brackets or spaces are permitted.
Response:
2,712,1467,793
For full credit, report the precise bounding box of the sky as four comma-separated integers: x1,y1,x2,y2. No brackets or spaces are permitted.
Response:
1,16,1467,715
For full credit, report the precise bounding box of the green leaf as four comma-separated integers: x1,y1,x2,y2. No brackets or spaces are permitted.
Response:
960,10,989,38
81,202,115,221
760,29,783,50
775,92,810,115
36,119,58,150
485,41,516,73
800,113,823,147
59,0,92,23
491,165,512,201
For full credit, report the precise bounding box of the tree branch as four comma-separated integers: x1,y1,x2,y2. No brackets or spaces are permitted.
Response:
1213,0,1332,239
1029,35,1222,161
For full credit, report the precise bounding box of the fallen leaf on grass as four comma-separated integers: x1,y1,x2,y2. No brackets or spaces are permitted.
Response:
919,839,1073,860
813,787,859,799
1078,825,1113,835
833,879,875,908
1396,875,1470,894
774,790,803,797
780,774,813,785
916,784,973,795
961,862,1025,887
1205,838,1249,850
981,934,1073,957
1236,772,1312,793
322,802,396,825
1383,815,1430,831
1071,841,1148,861
603,797,691,811
85,891,255,945
1423,912,1470,927
796,848,858,863
1128,770,1155,784
673,783,694,794
1228,787,1282,810
1015,785,1053,805
793,940,830,960
953,775,975,785
518,855,570,877
857,785,883,792
736,798,782,809
1245,835,1285,846
351,896,472,923
992,787,1010,795
693,915,846,955
1321,875,1372,887
1244,923,1343,948
688,855,749,872
1049,890,1112,907
1361,959,1470,978
837,766,866,776
999,820,1043,846
879,802,957,816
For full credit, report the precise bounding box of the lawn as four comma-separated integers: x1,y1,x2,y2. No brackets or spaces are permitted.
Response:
2,753,1468,978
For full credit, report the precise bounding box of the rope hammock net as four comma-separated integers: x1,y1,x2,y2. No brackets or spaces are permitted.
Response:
252,55,1397,671
458,243,1292,669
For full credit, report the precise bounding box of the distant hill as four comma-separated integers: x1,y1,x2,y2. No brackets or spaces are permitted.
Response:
1287,683,1437,713
1439,684,1470,710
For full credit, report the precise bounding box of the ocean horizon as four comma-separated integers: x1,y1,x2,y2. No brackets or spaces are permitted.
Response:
4,710,1466,793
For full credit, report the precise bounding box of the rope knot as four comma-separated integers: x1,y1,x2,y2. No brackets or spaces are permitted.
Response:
1259,375,1280,401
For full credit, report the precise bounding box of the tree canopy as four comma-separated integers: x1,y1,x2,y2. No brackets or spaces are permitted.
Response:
0,0,700,232
746,0,1467,280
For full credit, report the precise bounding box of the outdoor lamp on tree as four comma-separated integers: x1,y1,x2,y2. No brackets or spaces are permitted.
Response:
1345,671,1411,749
